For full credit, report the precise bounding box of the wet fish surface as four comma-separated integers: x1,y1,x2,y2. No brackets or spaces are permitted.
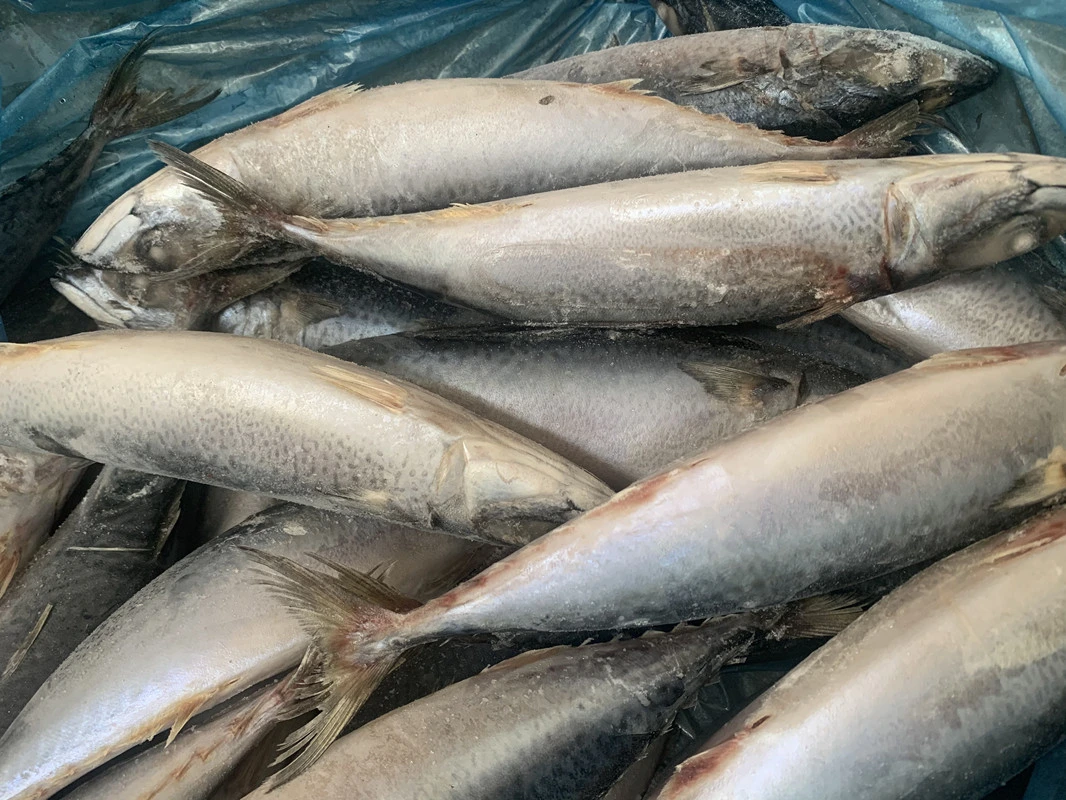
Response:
0,468,184,737
0,449,86,600
513,24,995,139
156,148,1066,325
254,342,1066,772
651,507,1066,800
842,263,1066,359
74,77,915,276
214,260,493,351
0,330,610,545
331,327,865,489
0,32,215,304
0,504,487,800
243,599,855,797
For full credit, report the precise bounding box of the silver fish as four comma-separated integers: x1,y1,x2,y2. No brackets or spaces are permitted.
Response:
73,78,915,276
254,341,1066,775
651,506,1066,800
0,330,610,545
154,147,1066,326
0,504,487,800
842,264,1066,359
214,261,493,351
52,262,298,332
512,24,996,139
0,468,184,736
0,31,216,304
0,448,85,599
330,327,866,489
240,597,856,796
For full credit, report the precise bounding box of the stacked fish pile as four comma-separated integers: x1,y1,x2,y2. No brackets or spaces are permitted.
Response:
2,19,1066,800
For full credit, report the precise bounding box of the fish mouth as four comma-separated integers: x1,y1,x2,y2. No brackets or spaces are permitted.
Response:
51,274,132,329
74,192,143,267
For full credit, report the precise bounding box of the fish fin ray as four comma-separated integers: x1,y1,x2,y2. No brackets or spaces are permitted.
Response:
588,78,654,96
766,594,865,640
679,361,795,409
912,347,1032,371
777,296,855,328
1,603,52,680
830,100,919,157
92,30,218,138
239,547,413,786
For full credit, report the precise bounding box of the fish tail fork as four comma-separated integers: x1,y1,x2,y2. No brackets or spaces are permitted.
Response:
239,547,420,789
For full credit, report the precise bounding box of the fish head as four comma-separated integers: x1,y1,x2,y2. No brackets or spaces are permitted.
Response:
53,262,299,331
73,162,298,276
432,438,613,547
886,154,1066,285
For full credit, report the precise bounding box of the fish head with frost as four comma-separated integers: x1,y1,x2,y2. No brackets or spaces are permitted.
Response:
73,155,299,276
52,262,298,331
886,153,1066,285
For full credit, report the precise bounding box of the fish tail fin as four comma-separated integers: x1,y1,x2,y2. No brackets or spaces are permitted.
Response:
240,547,420,789
761,593,865,641
830,100,920,157
91,29,219,139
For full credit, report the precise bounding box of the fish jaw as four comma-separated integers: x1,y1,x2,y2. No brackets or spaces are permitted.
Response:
431,438,613,546
52,269,176,330
886,154,1066,285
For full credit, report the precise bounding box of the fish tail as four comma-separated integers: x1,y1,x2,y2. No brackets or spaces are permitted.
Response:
240,547,422,789
830,100,920,157
91,29,219,140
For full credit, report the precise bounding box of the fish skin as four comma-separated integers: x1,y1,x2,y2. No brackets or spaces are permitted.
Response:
245,620,757,800
0,504,487,800
0,330,610,545
512,24,996,139
0,448,86,600
330,327,866,489
214,260,494,351
842,263,1066,359
0,32,216,304
159,150,1066,325
0,467,184,737
51,262,299,333
63,677,291,800
651,507,1066,800
73,77,913,276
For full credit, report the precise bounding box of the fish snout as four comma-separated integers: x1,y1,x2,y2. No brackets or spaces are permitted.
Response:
886,154,1066,285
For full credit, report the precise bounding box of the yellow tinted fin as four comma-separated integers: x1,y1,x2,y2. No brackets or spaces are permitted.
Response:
996,450,1066,510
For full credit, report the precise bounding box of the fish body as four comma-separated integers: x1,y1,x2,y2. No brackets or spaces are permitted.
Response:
0,330,610,545
331,327,865,489
255,341,1066,774
158,149,1066,325
842,264,1066,359
0,468,184,736
652,507,1066,800
247,619,761,800
215,261,493,351
0,448,85,599
0,504,485,800
0,32,215,303
74,77,913,276
513,24,996,139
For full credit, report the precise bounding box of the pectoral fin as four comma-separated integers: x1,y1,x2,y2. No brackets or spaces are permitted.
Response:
680,362,796,409
996,452,1066,510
